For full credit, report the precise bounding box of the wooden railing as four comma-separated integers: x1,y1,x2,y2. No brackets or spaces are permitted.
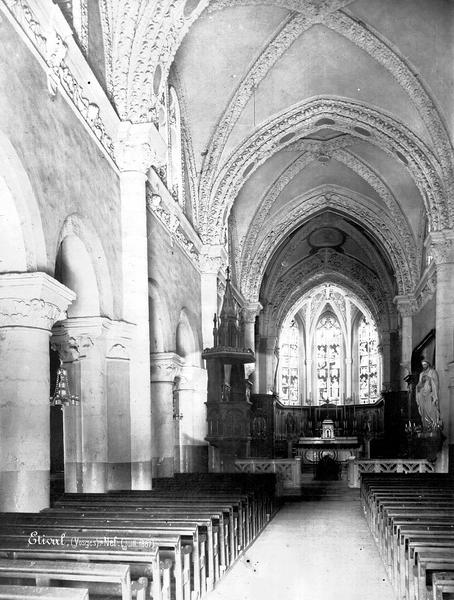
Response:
347,458,436,488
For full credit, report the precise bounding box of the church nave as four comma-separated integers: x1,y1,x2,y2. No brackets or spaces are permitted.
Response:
207,487,393,600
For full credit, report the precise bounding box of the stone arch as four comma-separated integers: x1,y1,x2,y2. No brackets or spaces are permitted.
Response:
56,214,113,317
0,131,47,272
176,308,200,366
148,279,173,353
203,97,447,242
198,6,452,200
242,185,414,302
55,235,100,318
240,145,418,282
269,267,393,339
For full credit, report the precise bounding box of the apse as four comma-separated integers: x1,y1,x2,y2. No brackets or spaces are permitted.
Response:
278,283,381,407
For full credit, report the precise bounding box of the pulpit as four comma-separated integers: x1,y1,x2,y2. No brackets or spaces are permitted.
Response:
203,270,255,471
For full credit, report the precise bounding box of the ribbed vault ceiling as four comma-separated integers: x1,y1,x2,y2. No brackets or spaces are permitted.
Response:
102,0,454,310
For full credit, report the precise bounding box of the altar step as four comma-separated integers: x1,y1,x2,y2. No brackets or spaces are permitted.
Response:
295,474,359,501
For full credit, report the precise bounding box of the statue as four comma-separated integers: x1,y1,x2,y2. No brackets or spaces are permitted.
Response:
415,360,442,431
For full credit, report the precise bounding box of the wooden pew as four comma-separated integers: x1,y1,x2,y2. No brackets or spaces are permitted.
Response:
0,517,204,600
0,559,135,600
0,528,190,600
52,499,234,571
413,549,454,600
45,506,224,584
0,585,89,599
0,536,164,600
432,571,454,600
45,508,220,591
360,473,454,600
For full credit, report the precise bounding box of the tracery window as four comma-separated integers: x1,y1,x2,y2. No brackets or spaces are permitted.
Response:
279,320,299,405
358,317,379,403
315,312,341,403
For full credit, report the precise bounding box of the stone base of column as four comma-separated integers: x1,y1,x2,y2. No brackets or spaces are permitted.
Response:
178,445,209,473
131,461,152,489
65,462,108,492
0,470,49,512
108,462,132,490
152,457,175,478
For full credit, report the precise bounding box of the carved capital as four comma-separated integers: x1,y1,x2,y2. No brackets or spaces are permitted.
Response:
394,294,418,318
51,316,107,361
178,365,205,391
426,230,454,265
242,302,263,323
0,272,74,330
115,121,166,173
200,244,227,274
150,352,184,383
105,320,135,360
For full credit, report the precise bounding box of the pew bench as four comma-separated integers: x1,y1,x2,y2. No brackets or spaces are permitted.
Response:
0,517,206,600
413,549,454,600
0,585,89,599
393,525,454,597
0,538,164,600
43,509,220,591
0,528,190,600
51,500,232,572
0,558,135,600
44,507,222,588
432,571,454,600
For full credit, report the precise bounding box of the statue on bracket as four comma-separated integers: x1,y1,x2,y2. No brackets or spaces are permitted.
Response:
415,359,442,431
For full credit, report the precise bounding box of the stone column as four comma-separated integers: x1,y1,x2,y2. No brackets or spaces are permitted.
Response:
176,365,208,473
379,330,392,391
265,336,278,393
115,121,166,489
51,317,113,493
200,245,226,349
242,302,262,393
394,295,417,390
0,272,74,511
427,231,454,444
150,352,184,478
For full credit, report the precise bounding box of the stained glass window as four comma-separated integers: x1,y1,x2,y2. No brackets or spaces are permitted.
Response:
358,317,379,403
279,320,299,405
315,312,341,404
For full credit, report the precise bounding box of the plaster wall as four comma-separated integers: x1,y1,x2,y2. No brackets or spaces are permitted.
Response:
147,213,202,355
0,17,122,318
349,0,454,140
412,295,436,361
147,213,206,472
175,5,288,168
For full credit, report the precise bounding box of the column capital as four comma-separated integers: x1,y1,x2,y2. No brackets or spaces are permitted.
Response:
199,244,227,274
51,316,109,361
242,302,263,323
115,121,167,173
394,294,418,317
178,365,206,391
0,272,74,330
105,319,136,360
425,230,454,265
150,352,185,383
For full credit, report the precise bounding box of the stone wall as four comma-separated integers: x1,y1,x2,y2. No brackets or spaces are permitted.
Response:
0,15,122,317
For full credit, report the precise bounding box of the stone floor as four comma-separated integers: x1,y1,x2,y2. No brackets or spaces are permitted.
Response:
207,484,394,600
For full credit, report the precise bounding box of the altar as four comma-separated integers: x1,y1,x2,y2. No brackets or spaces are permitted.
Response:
293,420,361,470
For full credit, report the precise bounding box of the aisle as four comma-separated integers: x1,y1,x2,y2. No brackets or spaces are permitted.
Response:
207,491,394,600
